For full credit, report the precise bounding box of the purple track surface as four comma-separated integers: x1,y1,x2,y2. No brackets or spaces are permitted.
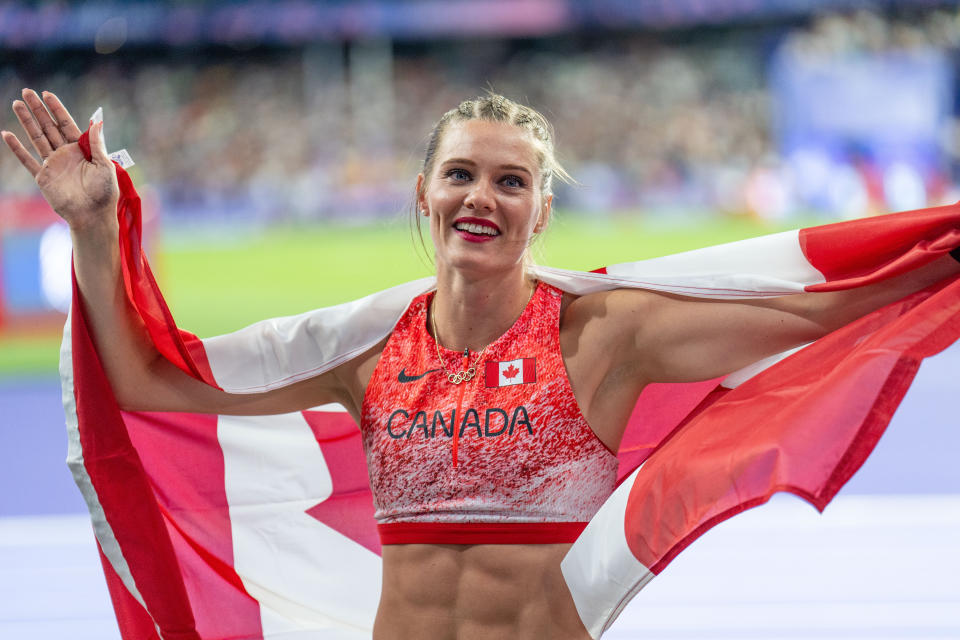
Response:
1,346,957,517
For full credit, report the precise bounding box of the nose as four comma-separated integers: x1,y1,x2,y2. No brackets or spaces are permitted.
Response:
463,179,495,211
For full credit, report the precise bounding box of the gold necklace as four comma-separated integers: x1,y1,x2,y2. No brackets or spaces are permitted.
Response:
430,300,489,385
430,283,536,385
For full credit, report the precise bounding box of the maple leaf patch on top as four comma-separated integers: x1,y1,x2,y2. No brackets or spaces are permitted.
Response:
485,358,536,388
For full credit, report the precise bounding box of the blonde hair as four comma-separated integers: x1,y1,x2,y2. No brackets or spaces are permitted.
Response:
419,92,572,198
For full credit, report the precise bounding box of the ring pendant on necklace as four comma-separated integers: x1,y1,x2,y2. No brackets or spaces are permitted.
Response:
430,302,488,385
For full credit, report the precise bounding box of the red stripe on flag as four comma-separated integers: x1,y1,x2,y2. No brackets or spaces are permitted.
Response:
615,378,722,480
799,203,960,289
96,542,162,640
622,275,960,575
523,357,536,383
485,361,499,388
72,274,203,640
123,410,262,638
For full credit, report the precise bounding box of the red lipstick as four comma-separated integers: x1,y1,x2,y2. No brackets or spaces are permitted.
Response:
452,217,500,243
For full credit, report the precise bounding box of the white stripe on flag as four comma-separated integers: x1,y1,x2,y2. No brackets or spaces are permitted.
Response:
60,313,156,631
219,413,380,637
204,278,435,394
561,465,654,639
721,342,812,389
605,229,825,293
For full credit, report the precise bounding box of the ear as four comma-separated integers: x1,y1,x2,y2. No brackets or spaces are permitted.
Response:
415,173,428,216
534,194,553,233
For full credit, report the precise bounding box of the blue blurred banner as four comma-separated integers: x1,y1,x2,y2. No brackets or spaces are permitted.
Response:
771,45,953,215
0,197,70,328
2,0,959,47
1,231,48,313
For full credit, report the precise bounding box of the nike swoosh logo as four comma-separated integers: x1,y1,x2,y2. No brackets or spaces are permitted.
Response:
398,368,441,383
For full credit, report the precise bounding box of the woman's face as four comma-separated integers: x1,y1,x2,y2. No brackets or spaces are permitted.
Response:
418,119,552,277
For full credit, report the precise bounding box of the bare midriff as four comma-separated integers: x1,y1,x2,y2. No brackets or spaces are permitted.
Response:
374,543,592,640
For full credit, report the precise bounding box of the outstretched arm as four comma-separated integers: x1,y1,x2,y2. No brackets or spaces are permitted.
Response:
585,252,960,387
561,251,958,450
2,90,351,415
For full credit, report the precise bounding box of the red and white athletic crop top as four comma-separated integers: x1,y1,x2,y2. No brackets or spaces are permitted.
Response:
360,281,619,545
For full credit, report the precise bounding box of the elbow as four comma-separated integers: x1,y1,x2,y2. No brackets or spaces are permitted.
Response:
110,372,150,412
108,352,165,412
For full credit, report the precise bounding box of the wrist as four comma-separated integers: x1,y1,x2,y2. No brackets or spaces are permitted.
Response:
67,205,118,235
69,215,119,251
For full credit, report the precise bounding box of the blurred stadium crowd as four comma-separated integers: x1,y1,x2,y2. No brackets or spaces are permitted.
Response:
3,7,960,223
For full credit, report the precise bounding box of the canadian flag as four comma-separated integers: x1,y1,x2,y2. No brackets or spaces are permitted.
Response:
64,120,960,639
485,357,536,387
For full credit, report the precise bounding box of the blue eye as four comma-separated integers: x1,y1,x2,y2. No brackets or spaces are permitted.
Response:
446,168,471,182
502,175,525,188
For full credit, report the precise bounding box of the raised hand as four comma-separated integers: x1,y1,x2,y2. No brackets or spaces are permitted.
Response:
2,89,118,232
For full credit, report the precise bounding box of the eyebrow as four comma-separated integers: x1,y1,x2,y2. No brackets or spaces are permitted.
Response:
440,158,533,177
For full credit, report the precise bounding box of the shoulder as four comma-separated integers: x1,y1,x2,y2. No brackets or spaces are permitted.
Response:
556,288,664,425
557,288,667,380
558,287,700,378
560,287,663,341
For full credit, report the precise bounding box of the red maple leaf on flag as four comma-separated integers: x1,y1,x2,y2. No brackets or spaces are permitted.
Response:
503,364,520,379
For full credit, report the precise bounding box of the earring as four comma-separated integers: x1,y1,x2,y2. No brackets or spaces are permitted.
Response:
420,209,428,216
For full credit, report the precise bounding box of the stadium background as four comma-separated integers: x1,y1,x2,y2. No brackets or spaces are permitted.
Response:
0,1,958,638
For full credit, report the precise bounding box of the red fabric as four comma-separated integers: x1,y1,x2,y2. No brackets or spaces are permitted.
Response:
801,203,960,290
97,543,162,640
70,272,202,640
122,410,262,637
614,378,723,482
622,274,960,574
73,130,261,639
378,521,588,545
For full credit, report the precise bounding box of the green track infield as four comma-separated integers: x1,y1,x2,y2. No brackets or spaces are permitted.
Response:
0,216,796,378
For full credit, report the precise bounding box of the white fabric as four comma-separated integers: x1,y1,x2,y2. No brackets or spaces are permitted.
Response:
561,466,654,639
720,342,812,389
60,314,159,637
203,234,817,394
204,277,435,392
603,229,825,297
220,413,381,637
494,358,530,386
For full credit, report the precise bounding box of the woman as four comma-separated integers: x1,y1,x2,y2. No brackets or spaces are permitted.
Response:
4,89,959,640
